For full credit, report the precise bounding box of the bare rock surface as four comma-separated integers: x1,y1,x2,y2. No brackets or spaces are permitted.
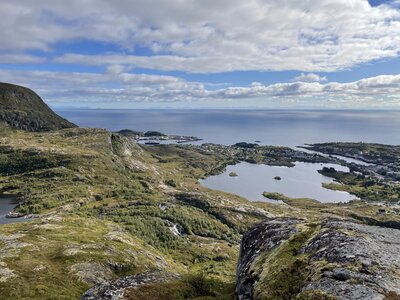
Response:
236,217,300,299
70,262,114,285
236,217,400,300
81,271,179,300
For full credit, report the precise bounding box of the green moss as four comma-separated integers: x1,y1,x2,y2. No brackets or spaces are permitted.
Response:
253,224,320,300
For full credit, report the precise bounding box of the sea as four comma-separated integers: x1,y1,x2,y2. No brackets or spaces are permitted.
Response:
56,109,400,147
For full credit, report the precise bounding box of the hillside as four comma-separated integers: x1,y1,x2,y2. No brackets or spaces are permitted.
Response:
0,123,399,299
0,82,76,131
0,124,268,298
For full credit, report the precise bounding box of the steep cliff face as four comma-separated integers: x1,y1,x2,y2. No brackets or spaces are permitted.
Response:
236,217,400,300
0,82,76,131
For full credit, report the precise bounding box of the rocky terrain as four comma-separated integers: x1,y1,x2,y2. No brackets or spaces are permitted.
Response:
81,271,180,300
0,82,76,131
236,217,400,300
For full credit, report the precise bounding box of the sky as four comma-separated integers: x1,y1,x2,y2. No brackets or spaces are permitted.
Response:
0,0,400,109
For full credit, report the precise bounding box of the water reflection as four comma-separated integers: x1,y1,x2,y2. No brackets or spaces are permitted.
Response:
200,162,357,203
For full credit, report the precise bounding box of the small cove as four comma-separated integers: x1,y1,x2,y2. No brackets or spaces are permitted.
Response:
200,162,357,203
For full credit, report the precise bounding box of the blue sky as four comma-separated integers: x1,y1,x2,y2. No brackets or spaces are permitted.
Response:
0,0,400,108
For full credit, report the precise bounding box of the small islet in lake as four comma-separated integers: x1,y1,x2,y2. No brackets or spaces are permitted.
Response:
200,162,357,203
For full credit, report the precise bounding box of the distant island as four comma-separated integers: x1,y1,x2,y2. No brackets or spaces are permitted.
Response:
117,128,202,144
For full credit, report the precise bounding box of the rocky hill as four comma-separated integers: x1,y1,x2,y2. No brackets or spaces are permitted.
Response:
236,217,400,300
0,82,76,131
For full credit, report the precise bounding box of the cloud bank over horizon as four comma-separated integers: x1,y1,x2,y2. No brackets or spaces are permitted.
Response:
2,69,400,108
0,0,399,108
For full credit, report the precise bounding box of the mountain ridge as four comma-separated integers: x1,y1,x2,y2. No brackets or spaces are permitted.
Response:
0,82,76,131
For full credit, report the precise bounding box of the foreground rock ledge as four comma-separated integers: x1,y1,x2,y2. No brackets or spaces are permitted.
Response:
236,217,400,300
81,271,179,300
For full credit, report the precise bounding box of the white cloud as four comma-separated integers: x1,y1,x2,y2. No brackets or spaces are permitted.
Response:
0,0,400,73
392,0,400,6
1,69,399,107
0,69,206,103
293,73,327,82
0,53,45,64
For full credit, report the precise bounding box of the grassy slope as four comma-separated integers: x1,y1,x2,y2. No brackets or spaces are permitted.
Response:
0,125,268,299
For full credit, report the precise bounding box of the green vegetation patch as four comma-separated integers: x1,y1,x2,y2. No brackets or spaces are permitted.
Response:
0,216,172,299
0,146,72,175
320,169,400,202
253,223,320,300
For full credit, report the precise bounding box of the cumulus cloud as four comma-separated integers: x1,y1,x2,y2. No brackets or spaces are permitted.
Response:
213,74,400,99
0,0,400,73
293,73,327,82
0,69,206,103
1,69,399,107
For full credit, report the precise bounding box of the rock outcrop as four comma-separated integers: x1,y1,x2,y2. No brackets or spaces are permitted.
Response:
0,82,76,131
236,217,400,300
81,271,179,300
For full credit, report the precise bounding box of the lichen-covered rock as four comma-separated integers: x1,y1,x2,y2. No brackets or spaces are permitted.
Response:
236,217,300,299
70,262,114,285
0,266,17,282
81,271,179,300
236,217,400,300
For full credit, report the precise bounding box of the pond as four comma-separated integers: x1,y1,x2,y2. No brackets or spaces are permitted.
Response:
200,162,357,203
0,196,27,225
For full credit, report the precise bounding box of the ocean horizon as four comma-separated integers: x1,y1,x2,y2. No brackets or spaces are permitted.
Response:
56,108,400,147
